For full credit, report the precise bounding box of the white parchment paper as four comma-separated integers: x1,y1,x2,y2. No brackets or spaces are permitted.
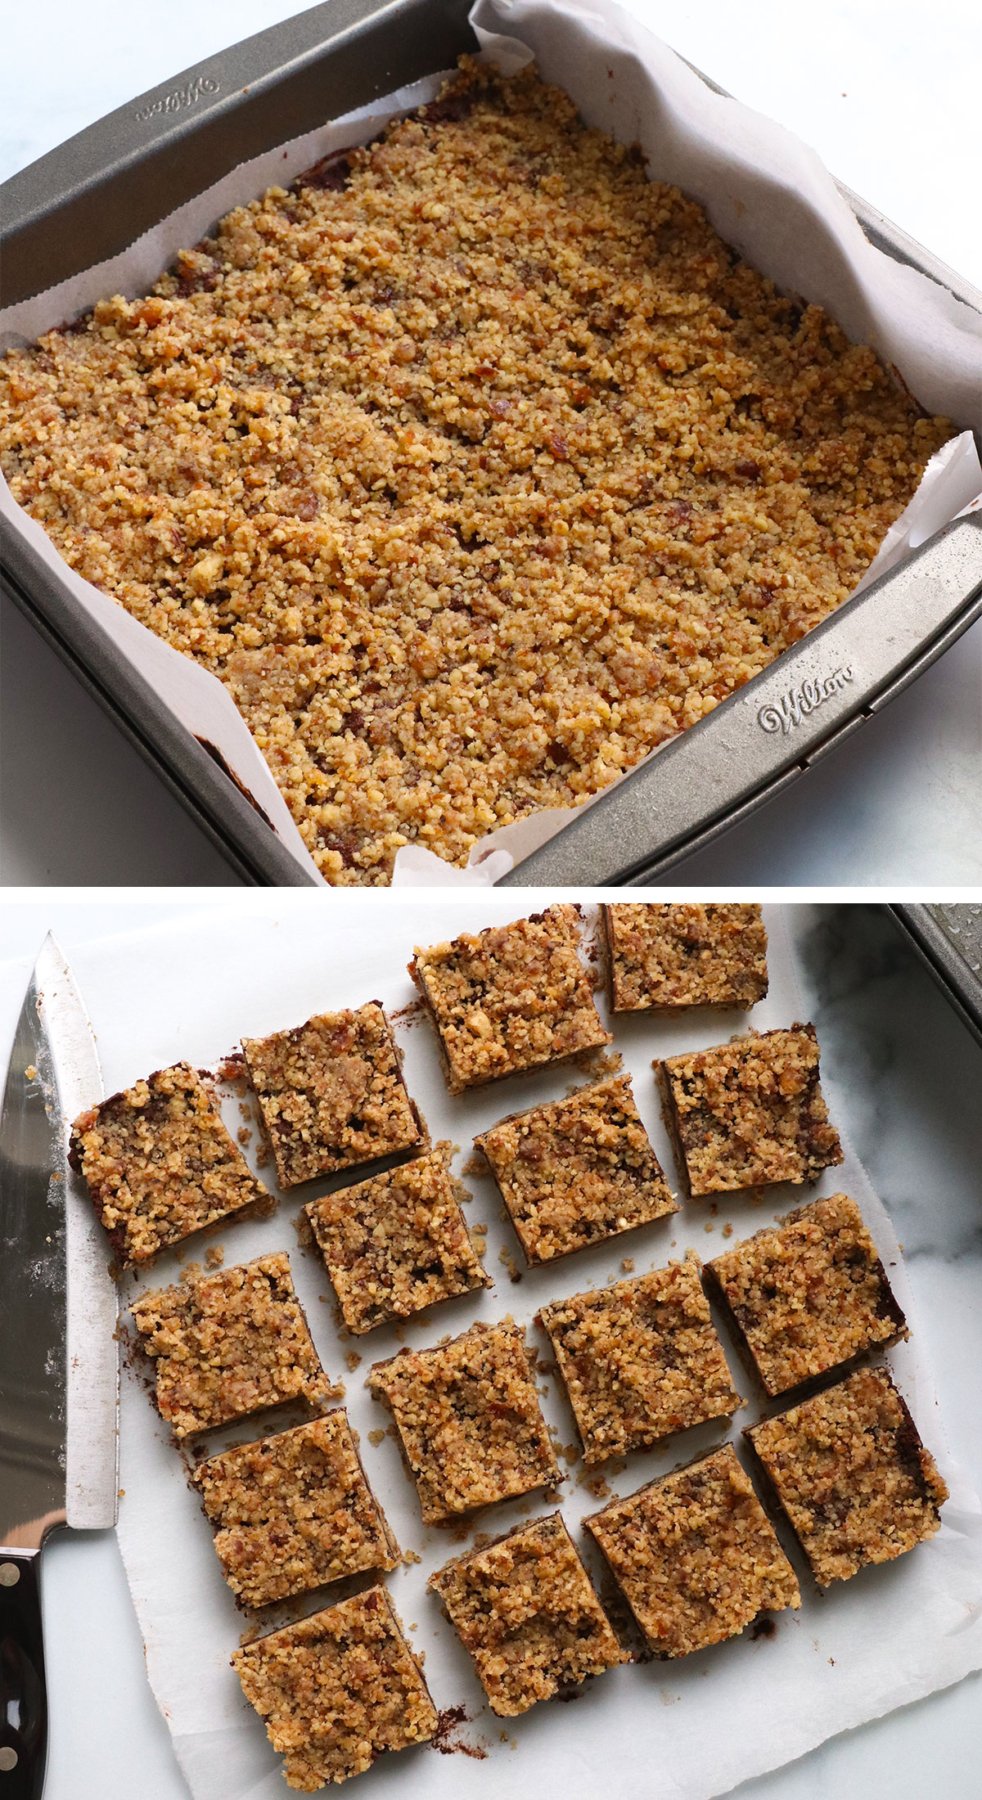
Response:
2,0,981,882
82,900,982,1800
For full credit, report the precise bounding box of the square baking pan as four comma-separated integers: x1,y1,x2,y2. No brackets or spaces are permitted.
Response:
3,0,981,888
891,905,982,1049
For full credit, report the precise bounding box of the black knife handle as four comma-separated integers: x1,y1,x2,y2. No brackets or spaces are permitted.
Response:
0,1551,46,1800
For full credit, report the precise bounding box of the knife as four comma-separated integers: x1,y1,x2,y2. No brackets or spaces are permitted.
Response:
0,937,117,1800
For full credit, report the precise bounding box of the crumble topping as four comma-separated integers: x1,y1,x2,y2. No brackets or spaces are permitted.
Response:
306,1148,490,1333
368,1319,559,1524
657,1023,843,1197
232,1586,437,1789
604,904,768,1011
70,1061,271,1265
431,1511,625,1714
746,1365,948,1586
195,1413,397,1606
0,62,951,883
586,1444,800,1656
705,1192,907,1396
476,1071,676,1263
130,1252,334,1437
411,905,609,1094
538,1259,742,1463
242,1001,422,1187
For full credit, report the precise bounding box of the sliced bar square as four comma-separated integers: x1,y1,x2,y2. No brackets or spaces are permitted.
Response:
745,1365,948,1586
70,1061,272,1266
242,1001,422,1187
705,1193,907,1397
368,1319,559,1525
410,906,610,1095
604,903,768,1012
232,1587,436,1789
656,1023,843,1198
194,1413,397,1606
539,1260,742,1464
476,1072,676,1264
586,1444,800,1656
130,1252,334,1438
306,1149,490,1333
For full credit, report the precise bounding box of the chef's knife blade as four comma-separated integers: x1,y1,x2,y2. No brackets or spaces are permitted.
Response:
0,935,115,1799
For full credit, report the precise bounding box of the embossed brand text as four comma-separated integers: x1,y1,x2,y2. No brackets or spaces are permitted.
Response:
135,75,219,122
757,665,855,735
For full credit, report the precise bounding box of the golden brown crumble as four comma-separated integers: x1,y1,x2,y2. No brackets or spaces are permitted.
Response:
538,1259,742,1463
69,1062,271,1265
604,904,768,1011
305,1149,490,1333
130,1252,334,1437
705,1193,907,1396
476,1071,676,1263
430,1511,625,1714
411,906,609,1094
745,1365,948,1586
0,63,950,884
194,1412,397,1606
232,1586,436,1789
657,1023,843,1197
586,1444,800,1656
368,1319,559,1524
242,1002,422,1187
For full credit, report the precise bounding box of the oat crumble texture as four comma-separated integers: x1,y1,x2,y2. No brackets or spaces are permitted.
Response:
69,1061,271,1265
130,1252,333,1437
242,1002,421,1186
306,1148,489,1332
604,904,768,1011
539,1259,742,1463
477,1071,676,1263
411,905,609,1094
232,1586,437,1788
746,1365,948,1586
0,63,951,885
431,1511,625,1714
706,1193,907,1396
586,1444,800,1656
368,1319,559,1523
194,1413,397,1606
657,1022,843,1197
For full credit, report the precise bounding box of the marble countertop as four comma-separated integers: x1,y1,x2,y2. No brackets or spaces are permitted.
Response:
2,0,981,886
0,899,979,1798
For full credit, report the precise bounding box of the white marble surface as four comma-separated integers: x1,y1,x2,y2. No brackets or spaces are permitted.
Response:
2,0,981,886
0,898,980,1798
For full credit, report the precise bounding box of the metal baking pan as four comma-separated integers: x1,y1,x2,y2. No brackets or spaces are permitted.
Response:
3,0,981,888
891,905,982,1049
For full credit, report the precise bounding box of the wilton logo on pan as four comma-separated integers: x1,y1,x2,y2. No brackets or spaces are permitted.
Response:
135,75,219,122
757,666,855,735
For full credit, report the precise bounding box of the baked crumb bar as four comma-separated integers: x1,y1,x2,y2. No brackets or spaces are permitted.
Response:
538,1260,742,1464
476,1072,676,1264
368,1319,559,1524
604,904,768,1012
242,1002,422,1187
306,1149,489,1333
410,905,609,1094
194,1413,397,1607
430,1511,625,1714
0,64,951,886
586,1444,800,1656
69,1061,271,1265
232,1586,437,1789
657,1023,843,1197
130,1252,334,1438
745,1365,948,1586
705,1193,907,1397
